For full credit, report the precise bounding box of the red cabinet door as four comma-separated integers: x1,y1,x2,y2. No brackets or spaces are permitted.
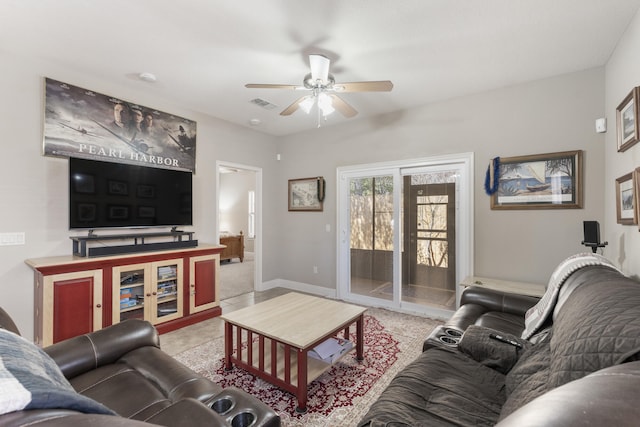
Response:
43,270,103,345
189,254,219,313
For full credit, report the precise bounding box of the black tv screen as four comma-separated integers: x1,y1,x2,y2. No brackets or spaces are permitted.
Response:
69,157,192,230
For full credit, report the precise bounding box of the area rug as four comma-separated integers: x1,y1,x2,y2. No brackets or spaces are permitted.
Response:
174,308,443,426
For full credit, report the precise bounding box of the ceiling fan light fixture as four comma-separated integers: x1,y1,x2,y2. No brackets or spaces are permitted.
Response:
299,96,314,114
317,92,334,116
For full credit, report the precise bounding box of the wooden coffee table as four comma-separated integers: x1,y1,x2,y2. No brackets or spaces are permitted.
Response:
220,292,366,413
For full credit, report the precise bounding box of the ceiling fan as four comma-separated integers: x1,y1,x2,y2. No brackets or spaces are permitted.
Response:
245,54,393,119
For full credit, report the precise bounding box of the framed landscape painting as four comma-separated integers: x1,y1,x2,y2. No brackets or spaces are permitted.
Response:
288,177,325,211
490,150,583,210
616,172,636,225
616,87,640,152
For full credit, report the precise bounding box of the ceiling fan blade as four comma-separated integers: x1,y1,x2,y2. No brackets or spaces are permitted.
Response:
329,94,358,118
245,84,300,90
280,96,309,116
309,54,330,84
333,80,394,92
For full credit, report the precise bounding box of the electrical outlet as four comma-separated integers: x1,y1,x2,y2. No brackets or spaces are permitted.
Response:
313,266,318,274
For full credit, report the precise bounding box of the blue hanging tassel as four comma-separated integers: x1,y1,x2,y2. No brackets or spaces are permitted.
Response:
484,157,500,195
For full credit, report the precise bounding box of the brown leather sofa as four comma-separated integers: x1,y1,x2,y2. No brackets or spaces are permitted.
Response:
359,257,640,426
0,309,280,427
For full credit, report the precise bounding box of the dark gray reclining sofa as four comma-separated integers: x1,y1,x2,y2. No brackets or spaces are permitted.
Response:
359,255,640,426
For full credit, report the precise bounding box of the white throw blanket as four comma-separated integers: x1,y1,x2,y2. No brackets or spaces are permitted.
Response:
521,253,621,340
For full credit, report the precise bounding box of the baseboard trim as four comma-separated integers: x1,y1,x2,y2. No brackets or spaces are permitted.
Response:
259,279,337,299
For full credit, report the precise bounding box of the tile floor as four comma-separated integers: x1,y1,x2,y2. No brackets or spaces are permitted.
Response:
160,287,292,356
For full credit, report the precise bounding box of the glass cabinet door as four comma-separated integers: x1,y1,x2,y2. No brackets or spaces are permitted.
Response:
112,264,149,324
151,259,183,323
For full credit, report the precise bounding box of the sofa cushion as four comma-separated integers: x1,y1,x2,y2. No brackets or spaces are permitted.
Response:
0,329,114,416
547,269,640,387
70,363,172,420
358,347,506,426
500,333,551,419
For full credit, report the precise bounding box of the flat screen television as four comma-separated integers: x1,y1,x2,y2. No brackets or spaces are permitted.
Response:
69,157,192,230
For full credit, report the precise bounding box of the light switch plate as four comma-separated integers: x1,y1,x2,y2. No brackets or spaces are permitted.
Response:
0,232,25,246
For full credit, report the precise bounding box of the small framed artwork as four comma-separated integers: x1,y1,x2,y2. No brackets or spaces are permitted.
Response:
108,205,130,220
635,168,640,228
288,177,325,211
77,203,97,222
490,150,583,210
137,206,156,218
616,87,640,152
108,180,129,196
73,173,95,194
137,184,156,198
616,172,636,225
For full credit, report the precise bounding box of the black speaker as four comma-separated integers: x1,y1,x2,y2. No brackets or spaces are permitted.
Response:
583,221,601,245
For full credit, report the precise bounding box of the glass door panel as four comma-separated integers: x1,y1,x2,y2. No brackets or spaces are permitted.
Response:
152,259,183,323
402,173,457,311
349,175,394,301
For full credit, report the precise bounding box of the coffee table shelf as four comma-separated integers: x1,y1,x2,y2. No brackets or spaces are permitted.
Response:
238,337,353,386
221,292,366,413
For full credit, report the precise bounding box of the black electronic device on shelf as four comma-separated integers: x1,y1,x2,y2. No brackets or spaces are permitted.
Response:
581,220,608,253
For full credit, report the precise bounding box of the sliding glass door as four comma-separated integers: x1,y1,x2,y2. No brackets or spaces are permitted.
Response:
337,155,473,316
348,175,395,301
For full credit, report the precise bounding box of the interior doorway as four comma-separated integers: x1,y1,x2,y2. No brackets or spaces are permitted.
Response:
216,161,262,300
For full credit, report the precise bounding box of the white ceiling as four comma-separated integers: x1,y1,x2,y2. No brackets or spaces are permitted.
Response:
1,0,639,136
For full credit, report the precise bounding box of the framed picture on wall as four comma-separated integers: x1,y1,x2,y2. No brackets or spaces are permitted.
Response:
490,150,583,210
616,172,637,225
635,168,640,228
616,87,640,152
288,177,325,211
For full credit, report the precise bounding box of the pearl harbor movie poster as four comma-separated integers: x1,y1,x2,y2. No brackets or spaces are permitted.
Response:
43,78,196,172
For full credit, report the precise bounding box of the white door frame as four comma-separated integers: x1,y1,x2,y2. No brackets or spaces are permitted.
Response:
216,161,263,292
336,153,474,318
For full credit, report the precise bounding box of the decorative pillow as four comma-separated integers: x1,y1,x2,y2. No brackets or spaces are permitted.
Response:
0,329,115,416
457,325,530,374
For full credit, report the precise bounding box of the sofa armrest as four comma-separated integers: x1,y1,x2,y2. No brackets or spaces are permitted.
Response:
460,286,539,316
0,410,157,427
496,361,640,427
45,319,160,379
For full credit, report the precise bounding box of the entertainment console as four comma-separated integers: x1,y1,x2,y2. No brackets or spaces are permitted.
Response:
26,244,223,347
71,230,197,257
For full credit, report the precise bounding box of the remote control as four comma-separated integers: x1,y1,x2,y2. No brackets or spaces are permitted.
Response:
489,333,523,348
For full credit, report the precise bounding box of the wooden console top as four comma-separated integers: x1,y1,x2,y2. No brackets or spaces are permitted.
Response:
26,243,225,269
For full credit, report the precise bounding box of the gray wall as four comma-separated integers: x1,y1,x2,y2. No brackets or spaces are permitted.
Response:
276,68,606,288
605,9,640,278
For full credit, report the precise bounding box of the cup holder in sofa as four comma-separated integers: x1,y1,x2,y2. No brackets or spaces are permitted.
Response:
231,411,256,427
209,397,234,415
423,325,465,351
205,387,280,427
444,328,463,338
438,335,460,346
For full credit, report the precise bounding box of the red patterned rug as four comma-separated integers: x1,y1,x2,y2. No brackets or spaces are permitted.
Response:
174,308,442,426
